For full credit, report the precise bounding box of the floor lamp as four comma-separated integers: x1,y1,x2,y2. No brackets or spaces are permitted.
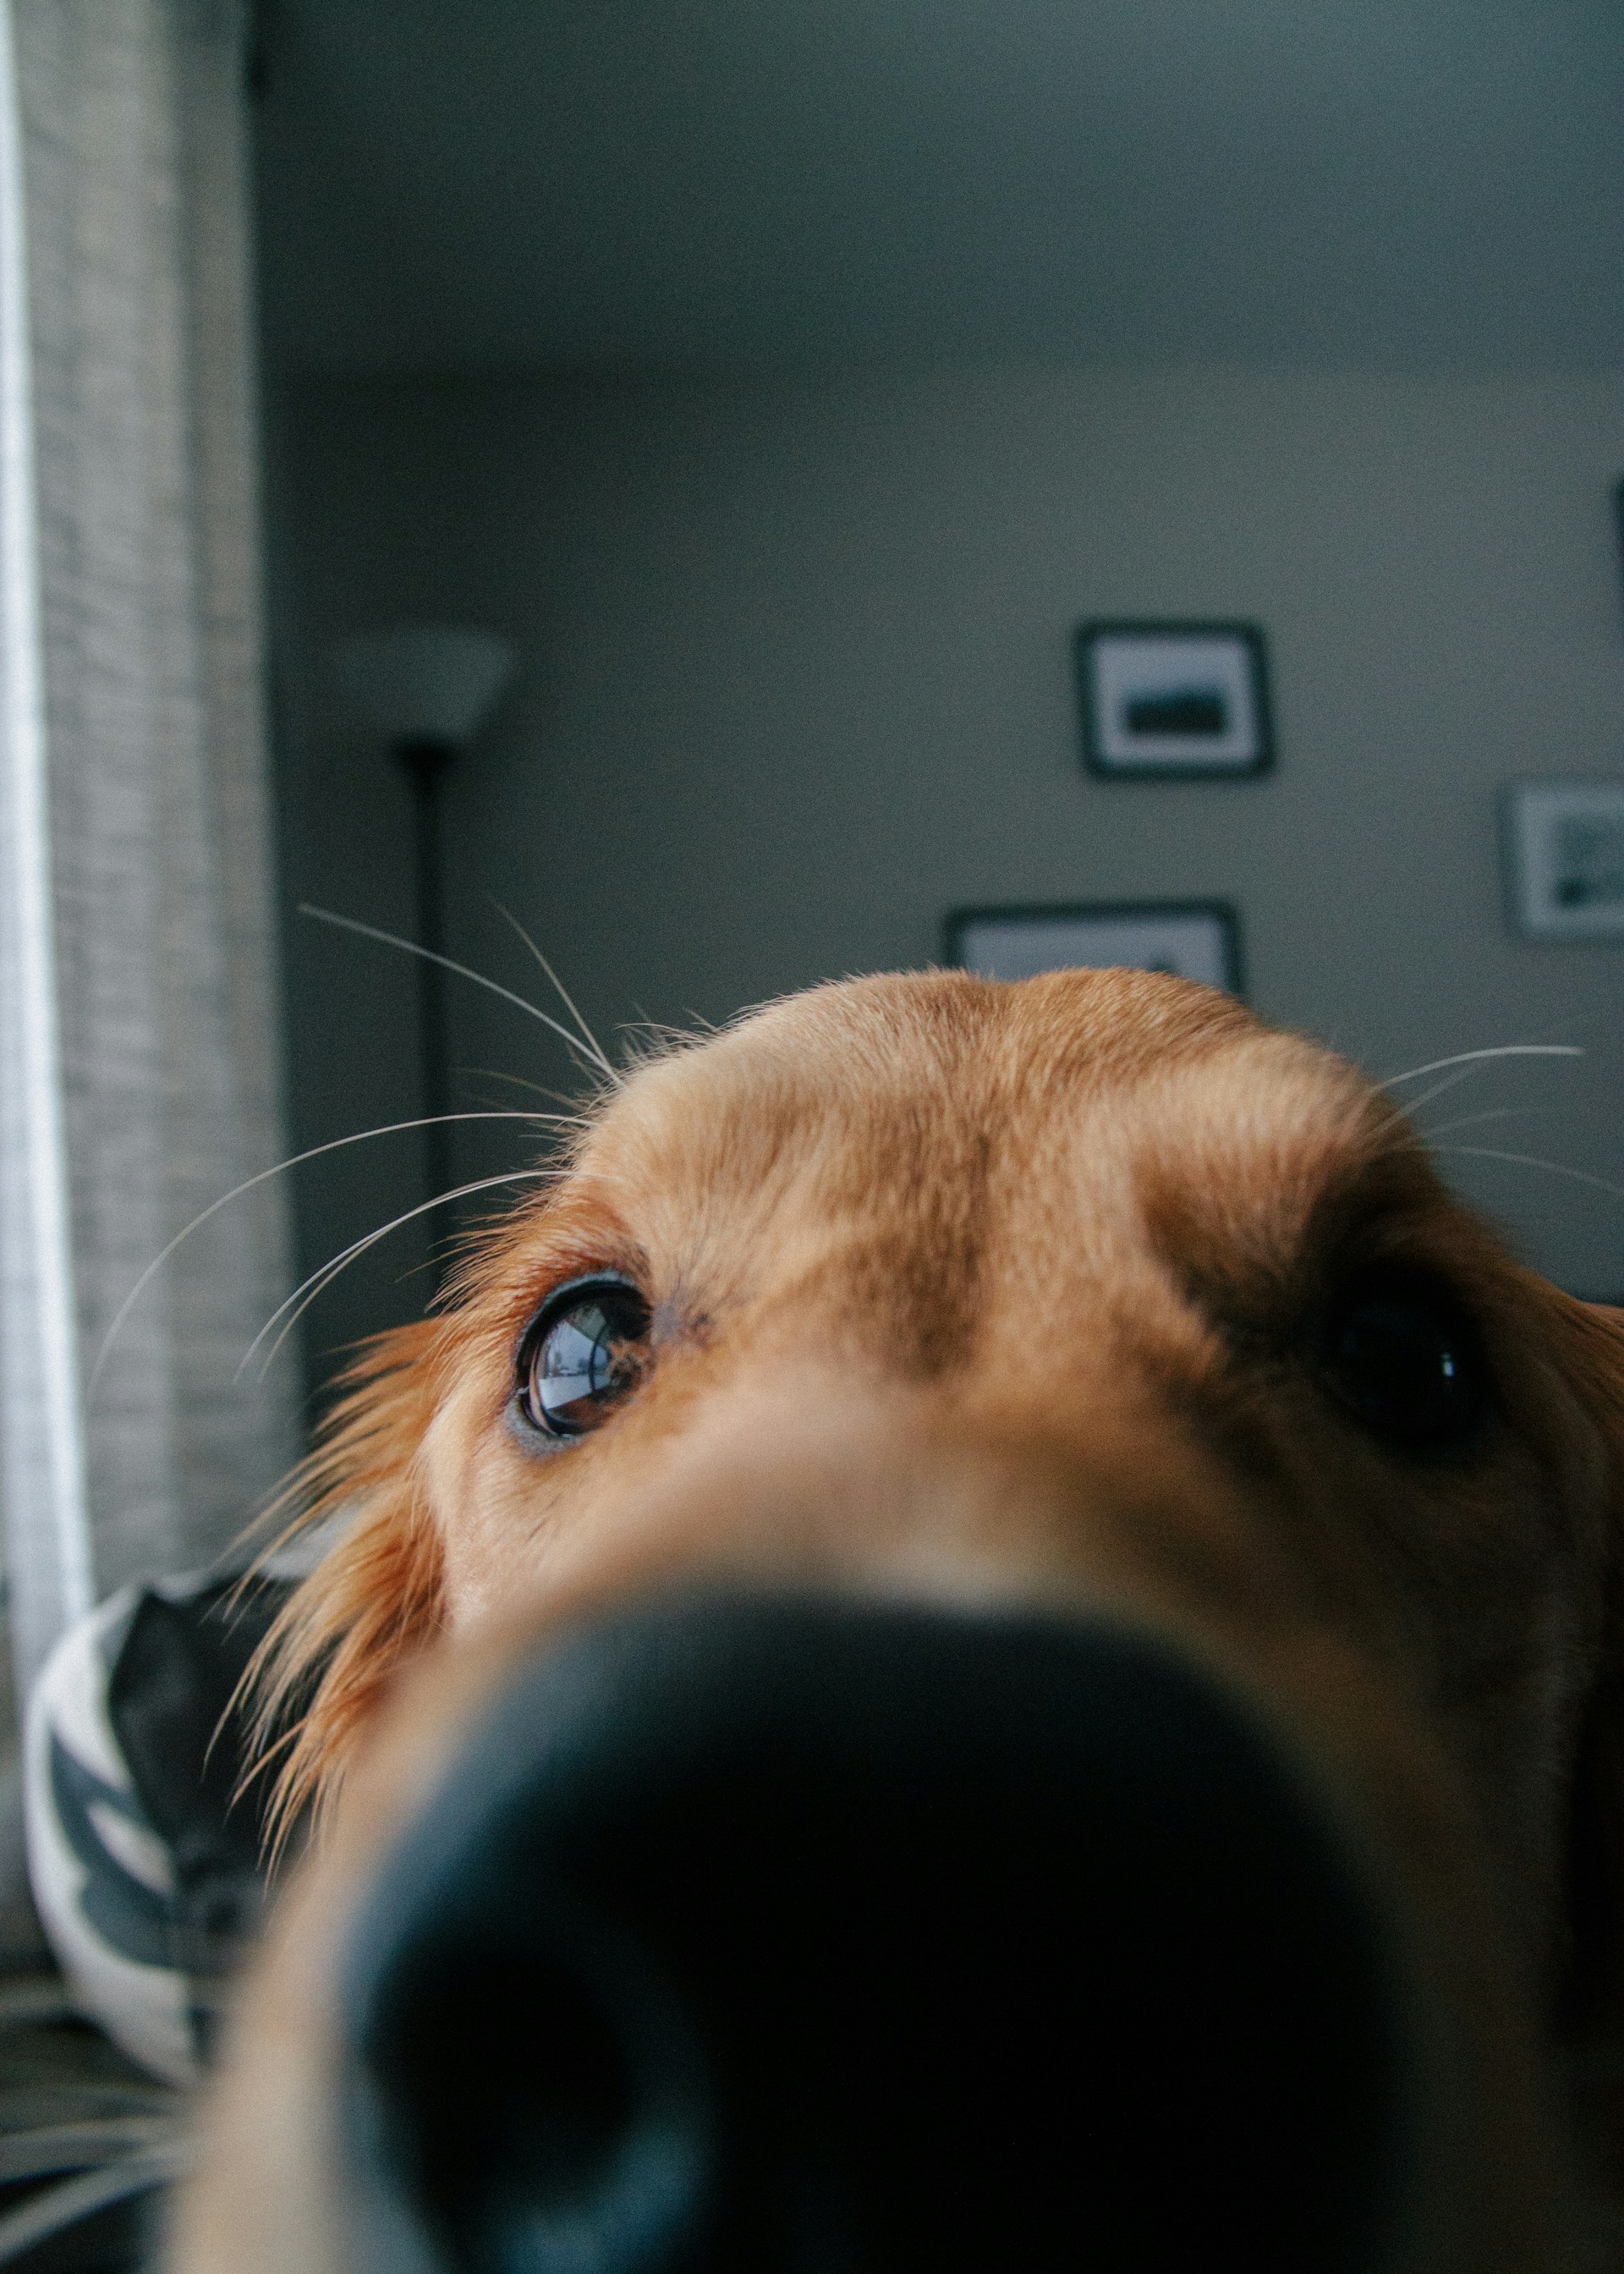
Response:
334,627,517,1214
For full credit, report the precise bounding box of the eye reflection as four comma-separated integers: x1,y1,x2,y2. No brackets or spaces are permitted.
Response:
519,1278,650,1439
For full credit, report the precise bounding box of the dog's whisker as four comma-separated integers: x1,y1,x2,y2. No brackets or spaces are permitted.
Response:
1402,1067,1495,1116
464,1067,597,1118
1406,1063,1557,1118
1401,1047,1584,1118
299,905,613,1085
1417,1107,1548,1141
1430,1145,1624,1205
1382,1043,1583,1090
489,901,621,1085
88,1111,563,1397
239,1168,561,1383
252,1173,564,1369
248,1173,562,1384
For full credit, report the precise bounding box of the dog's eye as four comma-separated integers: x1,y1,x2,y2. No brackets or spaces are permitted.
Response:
1320,1268,1490,1455
517,1277,651,1439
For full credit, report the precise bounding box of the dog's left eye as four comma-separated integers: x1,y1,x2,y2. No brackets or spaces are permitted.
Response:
517,1277,651,1439
1320,1266,1490,1456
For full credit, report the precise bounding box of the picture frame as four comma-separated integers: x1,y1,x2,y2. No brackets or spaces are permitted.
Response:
1502,779,1624,941
946,901,1243,995
1076,621,1273,778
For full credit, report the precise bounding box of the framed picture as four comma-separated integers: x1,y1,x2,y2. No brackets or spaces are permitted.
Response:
1076,621,1273,778
1502,779,1624,940
946,901,1243,995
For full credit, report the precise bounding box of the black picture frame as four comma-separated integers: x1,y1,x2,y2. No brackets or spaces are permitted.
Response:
945,899,1244,997
1076,620,1274,779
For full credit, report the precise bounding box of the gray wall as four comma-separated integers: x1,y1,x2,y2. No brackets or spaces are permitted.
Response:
271,362,1624,1400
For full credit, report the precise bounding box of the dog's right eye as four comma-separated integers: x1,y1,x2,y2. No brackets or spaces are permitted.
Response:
516,1277,651,1439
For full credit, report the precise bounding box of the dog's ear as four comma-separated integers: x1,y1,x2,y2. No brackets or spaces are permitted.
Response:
246,1321,447,1850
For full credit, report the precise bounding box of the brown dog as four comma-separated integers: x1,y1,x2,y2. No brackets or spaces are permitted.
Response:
173,968,1624,2270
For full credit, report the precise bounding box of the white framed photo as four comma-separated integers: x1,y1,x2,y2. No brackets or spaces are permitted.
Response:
946,902,1243,995
1077,621,1273,777
1503,780,1624,940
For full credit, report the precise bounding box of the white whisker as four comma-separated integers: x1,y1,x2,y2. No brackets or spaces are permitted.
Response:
1430,1145,1624,1205
1416,1107,1546,1141
240,1168,560,1382
1402,1067,1490,1116
1382,1043,1582,1090
490,901,619,1085
299,905,614,1083
466,1067,596,1118
89,1111,562,1396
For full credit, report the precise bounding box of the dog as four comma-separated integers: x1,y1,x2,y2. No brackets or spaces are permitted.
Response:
171,966,1624,2271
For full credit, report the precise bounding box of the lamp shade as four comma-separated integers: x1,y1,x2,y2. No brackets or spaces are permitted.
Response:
334,627,517,749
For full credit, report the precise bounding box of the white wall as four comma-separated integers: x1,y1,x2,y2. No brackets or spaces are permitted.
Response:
272,363,1624,1387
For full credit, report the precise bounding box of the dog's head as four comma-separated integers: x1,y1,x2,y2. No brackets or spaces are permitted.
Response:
178,970,1624,2271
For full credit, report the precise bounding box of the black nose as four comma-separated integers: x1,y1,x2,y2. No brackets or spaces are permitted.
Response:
339,1598,1418,2274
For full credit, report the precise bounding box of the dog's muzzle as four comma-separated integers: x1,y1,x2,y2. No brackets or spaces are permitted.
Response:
337,1598,1421,2273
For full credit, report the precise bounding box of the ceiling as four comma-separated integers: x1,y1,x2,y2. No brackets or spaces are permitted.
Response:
254,0,1624,373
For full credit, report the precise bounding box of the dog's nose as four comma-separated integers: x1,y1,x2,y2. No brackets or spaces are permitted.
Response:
338,1599,1418,2274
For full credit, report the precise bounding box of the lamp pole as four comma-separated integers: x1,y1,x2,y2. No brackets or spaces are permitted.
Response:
394,733,456,1209
333,627,518,1250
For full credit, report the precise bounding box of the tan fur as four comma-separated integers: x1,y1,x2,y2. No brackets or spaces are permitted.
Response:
179,968,1624,2267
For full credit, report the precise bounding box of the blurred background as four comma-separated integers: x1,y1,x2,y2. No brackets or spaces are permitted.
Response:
252,1,1624,1409
0,12,1618,2246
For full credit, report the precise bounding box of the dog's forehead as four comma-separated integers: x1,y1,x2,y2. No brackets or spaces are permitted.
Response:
570,968,1396,1254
